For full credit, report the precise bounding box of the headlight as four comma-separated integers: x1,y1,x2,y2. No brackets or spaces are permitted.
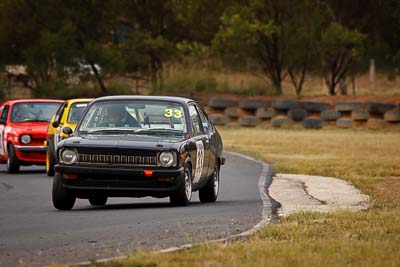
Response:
158,151,176,167
20,134,31,144
60,149,78,165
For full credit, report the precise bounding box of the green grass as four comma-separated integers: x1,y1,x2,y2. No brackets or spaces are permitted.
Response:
86,128,400,267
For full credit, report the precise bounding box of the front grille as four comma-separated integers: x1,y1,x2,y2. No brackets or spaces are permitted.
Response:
78,153,157,166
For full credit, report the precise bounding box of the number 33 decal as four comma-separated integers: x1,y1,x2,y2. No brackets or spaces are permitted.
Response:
193,141,204,183
164,108,183,119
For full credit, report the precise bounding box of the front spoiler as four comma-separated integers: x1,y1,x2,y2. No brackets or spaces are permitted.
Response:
54,164,184,196
14,145,47,152
55,164,184,177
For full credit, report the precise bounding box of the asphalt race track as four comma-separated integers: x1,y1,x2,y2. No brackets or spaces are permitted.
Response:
0,152,265,266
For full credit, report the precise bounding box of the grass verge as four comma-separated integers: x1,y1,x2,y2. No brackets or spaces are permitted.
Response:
88,128,400,267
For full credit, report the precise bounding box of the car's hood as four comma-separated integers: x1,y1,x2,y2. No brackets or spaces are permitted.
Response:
61,134,185,150
7,122,49,138
8,122,49,131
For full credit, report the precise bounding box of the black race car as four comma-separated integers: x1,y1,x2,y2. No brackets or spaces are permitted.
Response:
52,96,225,210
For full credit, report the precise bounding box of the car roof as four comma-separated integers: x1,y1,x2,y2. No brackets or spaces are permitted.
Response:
93,95,195,105
66,98,94,105
4,99,64,105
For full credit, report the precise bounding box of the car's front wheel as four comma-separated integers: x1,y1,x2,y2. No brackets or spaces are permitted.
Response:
199,164,220,203
52,172,76,210
89,196,108,206
170,163,192,206
7,144,20,174
46,149,56,177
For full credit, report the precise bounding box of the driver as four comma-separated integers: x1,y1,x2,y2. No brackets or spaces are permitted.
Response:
101,105,139,127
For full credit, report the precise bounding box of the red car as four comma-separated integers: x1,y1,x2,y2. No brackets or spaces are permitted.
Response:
0,99,63,173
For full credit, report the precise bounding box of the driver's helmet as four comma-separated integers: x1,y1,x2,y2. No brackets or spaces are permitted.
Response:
107,104,126,122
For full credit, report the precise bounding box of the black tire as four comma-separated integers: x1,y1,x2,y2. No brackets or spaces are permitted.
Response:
272,99,299,111
287,108,308,121
336,118,353,128
351,110,369,121
52,172,76,210
208,114,229,126
239,99,268,110
224,107,239,119
367,102,396,114
321,110,341,121
208,98,238,109
303,118,323,129
384,110,400,122
7,144,20,174
89,196,108,206
271,116,292,127
302,101,332,112
257,107,277,120
170,163,192,206
46,147,56,177
199,165,219,203
239,115,259,127
335,102,363,112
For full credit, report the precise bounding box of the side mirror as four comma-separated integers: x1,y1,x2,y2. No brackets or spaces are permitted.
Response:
62,126,73,136
52,121,59,128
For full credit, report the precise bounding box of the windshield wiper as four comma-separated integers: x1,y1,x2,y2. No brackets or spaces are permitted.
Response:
86,128,137,135
135,128,184,135
18,119,49,122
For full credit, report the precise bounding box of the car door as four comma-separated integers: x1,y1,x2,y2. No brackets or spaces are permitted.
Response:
188,104,210,185
195,105,216,177
51,102,67,152
0,104,10,158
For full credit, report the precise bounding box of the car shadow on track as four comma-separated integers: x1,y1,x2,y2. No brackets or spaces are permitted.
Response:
60,200,238,212
0,170,45,174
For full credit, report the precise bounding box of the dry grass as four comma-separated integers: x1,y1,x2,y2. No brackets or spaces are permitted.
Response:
220,128,400,192
161,65,400,97
91,128,400,267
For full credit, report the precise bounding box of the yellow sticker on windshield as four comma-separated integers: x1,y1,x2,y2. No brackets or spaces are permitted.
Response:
164,109,183,119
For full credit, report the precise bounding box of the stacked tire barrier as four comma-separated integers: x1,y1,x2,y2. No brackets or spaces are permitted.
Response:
206,97,400,130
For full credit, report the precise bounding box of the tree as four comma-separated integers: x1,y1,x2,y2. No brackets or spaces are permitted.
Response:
319,22,366,95
213,0,330,95
286,0,330,96
0,0,123,96
116,0,181,89
380,0,400,74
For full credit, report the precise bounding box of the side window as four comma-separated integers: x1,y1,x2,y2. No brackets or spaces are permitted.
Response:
195,105,212,133
53,103,66,124
188,105,202,135
0,105,10,122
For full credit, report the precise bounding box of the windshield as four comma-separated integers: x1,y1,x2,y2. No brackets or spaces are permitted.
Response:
67,102,89,123
78,100,187,134
11,102,62,122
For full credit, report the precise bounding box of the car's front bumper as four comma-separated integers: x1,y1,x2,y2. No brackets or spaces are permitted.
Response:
15,145,47,164
54,164,184,198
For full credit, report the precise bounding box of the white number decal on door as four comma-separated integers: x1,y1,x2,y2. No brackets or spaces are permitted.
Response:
194,140,204,183
54,127,61,150
0,125,4,155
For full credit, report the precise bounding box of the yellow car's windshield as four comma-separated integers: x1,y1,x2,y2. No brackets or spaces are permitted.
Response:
67,102,89,123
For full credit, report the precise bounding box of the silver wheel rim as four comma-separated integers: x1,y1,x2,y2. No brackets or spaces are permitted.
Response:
6,157,10,169
214,169,219,196
184,170,192,200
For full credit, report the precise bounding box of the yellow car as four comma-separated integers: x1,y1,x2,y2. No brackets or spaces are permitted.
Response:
45,98,93,176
